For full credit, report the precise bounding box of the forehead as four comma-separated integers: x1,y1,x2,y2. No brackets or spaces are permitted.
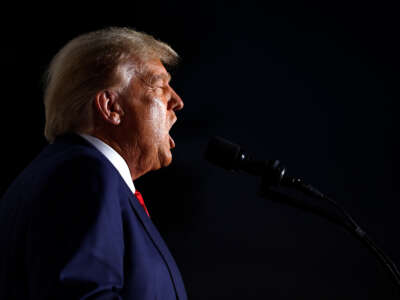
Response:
140,59,171,82
118,58,171,90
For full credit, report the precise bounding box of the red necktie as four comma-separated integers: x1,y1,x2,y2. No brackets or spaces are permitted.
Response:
134,190,150,217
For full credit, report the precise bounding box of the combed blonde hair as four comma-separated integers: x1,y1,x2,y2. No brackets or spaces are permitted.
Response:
43,27,179,143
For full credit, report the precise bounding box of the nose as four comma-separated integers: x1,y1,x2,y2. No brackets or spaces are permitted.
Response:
168,87,184,111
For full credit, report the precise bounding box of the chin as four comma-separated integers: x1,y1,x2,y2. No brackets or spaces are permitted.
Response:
162,153,173,167
155,148,173,169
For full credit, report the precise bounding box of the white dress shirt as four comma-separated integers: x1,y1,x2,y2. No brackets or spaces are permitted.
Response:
79,133,136,194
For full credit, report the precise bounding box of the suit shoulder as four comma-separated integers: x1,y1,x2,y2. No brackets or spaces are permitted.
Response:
47,147,123,190
2,145,122,203
40,143,119,180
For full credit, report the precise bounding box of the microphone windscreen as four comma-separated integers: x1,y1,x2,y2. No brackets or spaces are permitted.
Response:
204,136,241,171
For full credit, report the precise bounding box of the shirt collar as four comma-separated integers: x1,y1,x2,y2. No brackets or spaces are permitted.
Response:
78,133,136,194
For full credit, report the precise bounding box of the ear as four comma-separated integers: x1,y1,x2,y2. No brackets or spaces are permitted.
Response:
93,90,124,125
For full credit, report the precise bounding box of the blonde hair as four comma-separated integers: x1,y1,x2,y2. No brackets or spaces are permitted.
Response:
43,27,179,142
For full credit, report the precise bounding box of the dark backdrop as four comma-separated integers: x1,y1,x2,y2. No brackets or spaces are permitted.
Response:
1,1,399,299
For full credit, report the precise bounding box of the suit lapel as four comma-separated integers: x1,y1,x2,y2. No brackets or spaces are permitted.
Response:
51,133,187,299
124,185,187,300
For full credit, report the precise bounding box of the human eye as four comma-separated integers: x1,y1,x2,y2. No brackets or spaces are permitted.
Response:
153,79,165,88
151,83,166,96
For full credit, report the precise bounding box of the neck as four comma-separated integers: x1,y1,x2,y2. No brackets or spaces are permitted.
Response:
83,129,148,180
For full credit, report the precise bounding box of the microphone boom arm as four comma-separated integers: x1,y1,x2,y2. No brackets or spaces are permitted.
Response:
204,136,400,294
260,171,400,295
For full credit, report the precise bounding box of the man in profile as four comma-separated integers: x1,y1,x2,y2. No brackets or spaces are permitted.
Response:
0,27,187,300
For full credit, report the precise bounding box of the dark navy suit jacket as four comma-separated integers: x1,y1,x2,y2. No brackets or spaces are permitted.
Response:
0,133,187,300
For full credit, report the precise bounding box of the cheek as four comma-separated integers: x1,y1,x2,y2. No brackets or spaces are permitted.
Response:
145,98,168,139
148,98,165,120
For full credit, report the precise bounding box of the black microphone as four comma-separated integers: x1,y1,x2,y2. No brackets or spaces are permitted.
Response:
204,136,400,292
204,136,288,186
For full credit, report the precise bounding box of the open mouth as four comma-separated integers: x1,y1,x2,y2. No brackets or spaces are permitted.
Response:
169,134,175,149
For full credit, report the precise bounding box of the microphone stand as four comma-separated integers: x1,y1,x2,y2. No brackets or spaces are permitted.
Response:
258,163,400,294
204,135,400,294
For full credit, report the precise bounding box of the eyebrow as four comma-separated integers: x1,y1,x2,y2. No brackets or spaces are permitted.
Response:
150,72,171,83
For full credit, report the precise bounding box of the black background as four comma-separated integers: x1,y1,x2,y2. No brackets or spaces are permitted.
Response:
1,1,399,299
